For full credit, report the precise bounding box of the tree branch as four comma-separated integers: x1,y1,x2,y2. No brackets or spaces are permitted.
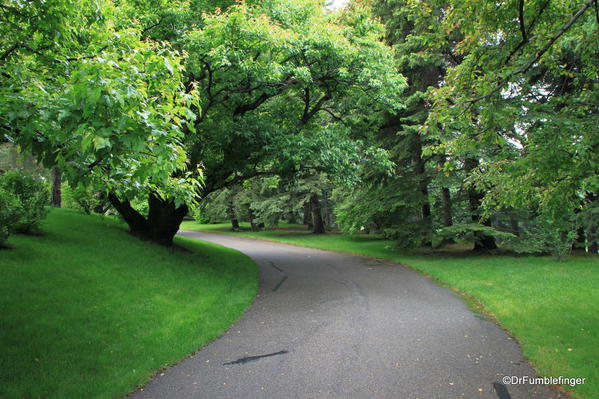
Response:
233,92,271,116
1,42,110,63
504,0,550,66
300,83,332,125
518,0,527,43
232,78,296,116
321,108,346,124
0,44,20,61
469,0,594,104
204,170,278,195
87,157,104,170
528,0,551,31
0,4,25,17
521,0,594,73
64,45,110,62
142,18,163,35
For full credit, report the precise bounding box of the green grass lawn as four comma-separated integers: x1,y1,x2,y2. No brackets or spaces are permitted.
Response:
182,221,598,399
0,210,257,399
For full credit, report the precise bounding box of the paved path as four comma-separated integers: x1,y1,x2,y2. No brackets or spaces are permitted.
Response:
131,232,567,399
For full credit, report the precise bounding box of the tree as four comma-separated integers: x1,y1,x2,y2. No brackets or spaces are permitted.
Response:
182,0,404,194
1,0,201,245
427,0,598,257
334,0,455,246
372,0,449,245
163,0,405,239
2,0,404,245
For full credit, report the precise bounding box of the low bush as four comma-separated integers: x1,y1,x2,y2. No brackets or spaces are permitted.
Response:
435,223,517,248
62,183,110,215
0,188,21,246
0,171,49,234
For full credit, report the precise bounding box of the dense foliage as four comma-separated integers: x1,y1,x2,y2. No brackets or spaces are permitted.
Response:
0,171,49,244
1,0,405,244
0,187,20,245
426,0,599,257
1,0,597,255
199,0,597,257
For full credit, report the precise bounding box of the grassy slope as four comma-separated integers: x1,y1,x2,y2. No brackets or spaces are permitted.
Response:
0,210,257,399
182,221,598,399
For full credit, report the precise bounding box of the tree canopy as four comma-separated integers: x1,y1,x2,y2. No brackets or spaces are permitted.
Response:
1,0,597,255
425,0,599,256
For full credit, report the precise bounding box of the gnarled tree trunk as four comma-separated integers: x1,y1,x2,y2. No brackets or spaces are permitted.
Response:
108,192,188,246
147,194,189,246
108,193,148,236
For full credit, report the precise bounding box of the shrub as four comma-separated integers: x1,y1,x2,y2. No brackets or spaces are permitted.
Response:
510,217,576,260
0,171,50,234
435,223,517,249
62,184,110,215
0,187,21,246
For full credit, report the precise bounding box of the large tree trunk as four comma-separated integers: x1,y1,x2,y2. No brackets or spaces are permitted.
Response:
147,194,189,246
108,193,148,235
303,202,313,230
441,187,453,227
226,194,239,230
412,135,432,246
465,158,498,252
437,154,453,247
108,193,187,246
472,219,498,251
51,167,61,207
310,193,325,234
248,207,259,232
571,203,584,251
468,189,498,251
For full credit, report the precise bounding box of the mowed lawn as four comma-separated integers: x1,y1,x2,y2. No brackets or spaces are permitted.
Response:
182,221,599,399
0,210,257,399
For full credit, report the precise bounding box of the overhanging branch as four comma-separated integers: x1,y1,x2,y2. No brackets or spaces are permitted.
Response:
468,0,594,104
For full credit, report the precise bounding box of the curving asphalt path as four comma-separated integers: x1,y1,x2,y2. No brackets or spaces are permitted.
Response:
130,231,567,399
